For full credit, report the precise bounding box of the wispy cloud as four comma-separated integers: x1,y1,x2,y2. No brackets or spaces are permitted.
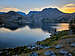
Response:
0,8,20,12
65,4,75,7
60,3,75,13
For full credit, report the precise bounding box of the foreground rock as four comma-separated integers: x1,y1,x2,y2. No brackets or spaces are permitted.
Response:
55,44,63,49
29,52,38,56
71,42,75,47
59,49,72,56
44,50,56,56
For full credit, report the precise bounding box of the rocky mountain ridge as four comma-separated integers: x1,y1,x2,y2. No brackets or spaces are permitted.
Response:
0,8,75,30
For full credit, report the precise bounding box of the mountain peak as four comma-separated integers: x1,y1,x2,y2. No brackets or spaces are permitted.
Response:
17,11,26,16
28,11,40,15
0,8,20,12
42,8,63,13
7,11,17,15
42,8,57,11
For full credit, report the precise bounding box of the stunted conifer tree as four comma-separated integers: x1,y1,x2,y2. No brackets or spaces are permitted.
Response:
69,16,75,34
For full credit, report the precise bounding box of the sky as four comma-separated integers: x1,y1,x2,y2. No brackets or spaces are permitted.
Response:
0,0,75,14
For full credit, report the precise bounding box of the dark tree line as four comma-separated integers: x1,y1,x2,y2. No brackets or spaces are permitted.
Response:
69,17,75,34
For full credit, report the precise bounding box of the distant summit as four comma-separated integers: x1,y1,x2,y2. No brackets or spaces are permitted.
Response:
0,8,20,12
0,12,5,14
28,11,40,16
17,11,26,16
6,11,26,16
41,8,64,14
0,8,26,16
7,11,17,15
28,8,63,15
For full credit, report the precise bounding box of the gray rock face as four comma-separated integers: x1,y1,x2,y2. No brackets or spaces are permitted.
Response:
27,8,64,26
40,8,63,19
27,8,75,27
58,13,75,23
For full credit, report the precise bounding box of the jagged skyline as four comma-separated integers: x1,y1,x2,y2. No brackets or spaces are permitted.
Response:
0,0,75,13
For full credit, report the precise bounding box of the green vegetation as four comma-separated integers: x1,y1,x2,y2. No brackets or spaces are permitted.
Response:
37,30,69,46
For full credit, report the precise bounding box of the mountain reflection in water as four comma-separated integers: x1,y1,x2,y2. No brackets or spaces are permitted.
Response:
0,23,69,48
55,23,69,31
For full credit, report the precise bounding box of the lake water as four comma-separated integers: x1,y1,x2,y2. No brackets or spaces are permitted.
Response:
0,23,69,49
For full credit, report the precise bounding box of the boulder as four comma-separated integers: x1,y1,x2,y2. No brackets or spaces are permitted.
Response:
64,53,72,56
29,52,38,56
44,50,56,56
59,49,68,55
71,42,75,47
0,51,2,54
55,44,63,49
44,46,51,49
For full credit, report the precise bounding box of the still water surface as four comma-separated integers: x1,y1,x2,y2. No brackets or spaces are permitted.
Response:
0,23,69,48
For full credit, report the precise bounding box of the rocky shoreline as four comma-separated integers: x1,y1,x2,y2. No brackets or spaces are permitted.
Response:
0,30,75,56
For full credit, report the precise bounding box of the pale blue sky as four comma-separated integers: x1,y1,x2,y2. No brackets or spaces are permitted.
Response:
0,0,75,13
